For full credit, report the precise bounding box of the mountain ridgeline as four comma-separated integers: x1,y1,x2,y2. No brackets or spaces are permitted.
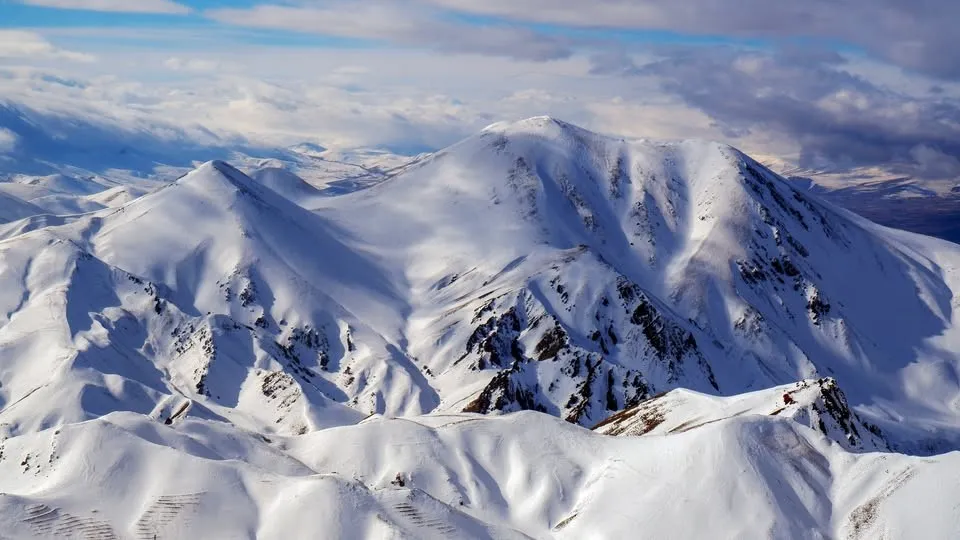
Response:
0,117,958,451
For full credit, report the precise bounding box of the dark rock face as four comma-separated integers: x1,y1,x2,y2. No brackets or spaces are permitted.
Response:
809,378,885,449
535,325,567,361
461,307,524,371
463,366,545,415
807,294,831,326
619,279,718,391
455,265,720,427
277,325,328,375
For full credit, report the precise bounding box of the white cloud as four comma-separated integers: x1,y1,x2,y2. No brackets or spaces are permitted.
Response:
163,57,221,73
0,128,18,153
910,145,960,178
21,0,191,14
0,31,95,62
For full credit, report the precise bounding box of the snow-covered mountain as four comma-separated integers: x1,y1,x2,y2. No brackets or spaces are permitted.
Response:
0,116,959,537
1,409,957,539
314,117,960,451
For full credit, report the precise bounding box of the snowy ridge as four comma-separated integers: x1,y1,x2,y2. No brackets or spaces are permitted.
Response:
0,190,45,223
594,377,889,452
250,166,323,205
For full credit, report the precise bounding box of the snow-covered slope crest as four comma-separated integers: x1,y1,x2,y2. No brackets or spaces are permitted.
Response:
594,377,889,452
250,166,322,204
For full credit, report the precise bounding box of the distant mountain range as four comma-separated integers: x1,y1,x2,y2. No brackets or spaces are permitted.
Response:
789,174,960,244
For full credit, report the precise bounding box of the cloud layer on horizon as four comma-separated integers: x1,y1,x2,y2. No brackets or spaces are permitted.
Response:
3,0,960,182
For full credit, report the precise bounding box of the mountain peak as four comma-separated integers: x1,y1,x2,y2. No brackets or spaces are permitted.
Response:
480,115,590,138
2,114,960,535
174,159,291,209
187,159,249,186
207,159,238,174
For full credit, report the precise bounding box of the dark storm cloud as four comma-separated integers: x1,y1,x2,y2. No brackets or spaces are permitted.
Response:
211,1,960,76
428,0,960,79
631,47,960,177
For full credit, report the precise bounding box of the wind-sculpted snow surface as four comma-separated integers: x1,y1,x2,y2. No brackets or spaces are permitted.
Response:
0,411,957,539
0,117,959,537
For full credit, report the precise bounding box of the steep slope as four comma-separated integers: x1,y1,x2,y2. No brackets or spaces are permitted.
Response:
0,190,45,223
3,118,960,451
319,117,960,450
250,166,323,205
802,176,960,245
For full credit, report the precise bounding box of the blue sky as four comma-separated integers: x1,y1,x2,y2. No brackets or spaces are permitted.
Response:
0,1,375,49
1,0,960,180
0,0,778,52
